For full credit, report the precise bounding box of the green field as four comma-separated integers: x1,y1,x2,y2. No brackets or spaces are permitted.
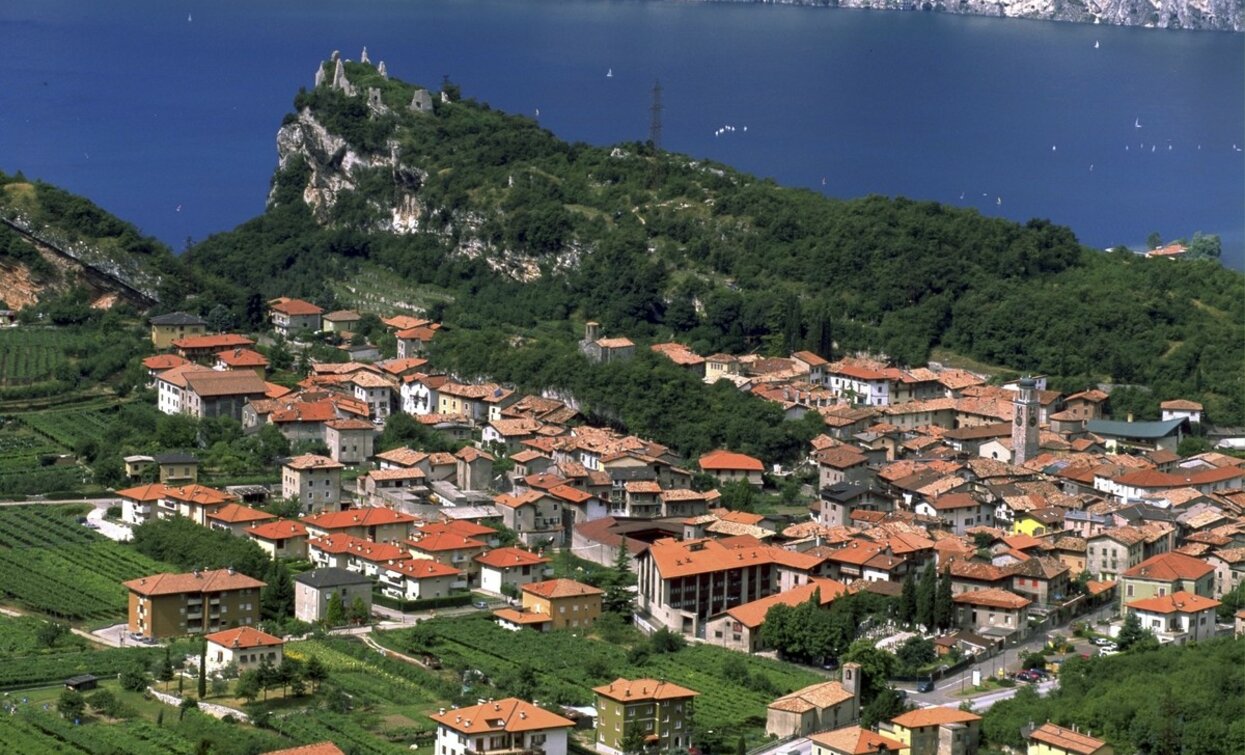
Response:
19,405,116,451
375,616,824,749
0,506,173,620
0,329,73,385
330,263,455,316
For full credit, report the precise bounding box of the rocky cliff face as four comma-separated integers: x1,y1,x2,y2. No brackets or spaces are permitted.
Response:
715,0,1241,30
273,110,428,234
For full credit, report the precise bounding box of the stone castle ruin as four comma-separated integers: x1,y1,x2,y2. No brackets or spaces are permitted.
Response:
312,48,432,115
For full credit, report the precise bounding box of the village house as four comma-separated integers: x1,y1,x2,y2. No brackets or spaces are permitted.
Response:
814,446,873,490
455,446,494,491
1160,399,1203,425
651,342,706,376
149,311,207,349
269,297,323,337
378,558,461,602
1025,722,1113,755
214,347,269,378
395,323,439,358
1125,591,1221,644
206,503,276,537
1118,551,1214,610
476,547,551,595
593,678,699,755
321,309,362,333
282,454,344,514
826,361,894,406
323,417,376,464
1085,417,1186,454
141,354,191,389
809,727,907,755
246,519,309,560
494,578,604,632
765,666,861,739
118,482,166,525
914,492,994,535
158,484,237,526
308,534,410,577
953,587,1032,638
181,370,269,421
1206,547,1245,598
698,449,764,487
883,707,982,755
406,531,489,588
204,626,283,676
400,372,449,415
494,490,563,547
293,567,373,624
430,698,574,755
437,381,518,422
172,333,256,363
124,568,265,639
356,468,427,506
1087,527,1149,581
348,371,395,423
303,506,417,543
705,578,851,653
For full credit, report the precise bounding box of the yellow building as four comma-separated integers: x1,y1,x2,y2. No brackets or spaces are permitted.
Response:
124,568,265,639
1012,508,1065,537
887,708,981,755
1027,723,1113,755
149,312,207,349
520,578,603,630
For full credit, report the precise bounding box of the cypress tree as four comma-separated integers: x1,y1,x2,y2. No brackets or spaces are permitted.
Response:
915,561,936,630
898,572,917,626
934,569,954,630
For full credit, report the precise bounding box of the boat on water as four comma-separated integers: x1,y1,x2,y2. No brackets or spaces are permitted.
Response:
606,68,613,78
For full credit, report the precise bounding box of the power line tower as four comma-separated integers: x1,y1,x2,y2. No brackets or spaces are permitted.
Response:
649,79,663,151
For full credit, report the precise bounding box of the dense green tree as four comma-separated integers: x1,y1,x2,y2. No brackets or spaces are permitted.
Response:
57,689,86,720
325,592,347,628
602,545,637,618
898,573,917,627
261,561,296,620
304,655,328,693
132,516,270,579
842,639,898,705
915,562,936,630
1115,612,1152,651
934,570,954,631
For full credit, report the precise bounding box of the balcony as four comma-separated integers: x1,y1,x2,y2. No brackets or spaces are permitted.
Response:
466,749,545,755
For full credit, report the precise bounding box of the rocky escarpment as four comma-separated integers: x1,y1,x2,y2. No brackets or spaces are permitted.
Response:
711,0,1241,30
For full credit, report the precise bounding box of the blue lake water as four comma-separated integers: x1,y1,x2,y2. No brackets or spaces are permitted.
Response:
2,0,1242,266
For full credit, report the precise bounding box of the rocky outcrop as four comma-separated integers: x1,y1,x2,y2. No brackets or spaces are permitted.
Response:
709,0,1241,30
273,110,427,233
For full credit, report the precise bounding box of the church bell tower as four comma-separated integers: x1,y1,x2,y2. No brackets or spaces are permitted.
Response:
1012,377,1039,466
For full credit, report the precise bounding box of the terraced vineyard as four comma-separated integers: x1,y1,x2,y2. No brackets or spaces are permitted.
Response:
0,424,78,496
0,329,71,386
377,617,823,748
0,506,172,619
19,405,116,450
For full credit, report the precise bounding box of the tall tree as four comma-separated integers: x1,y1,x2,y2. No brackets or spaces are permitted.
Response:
898,572,917,627
934,569,954,630
304,655,328,693
915,562,936,630
325,591,346,628
198,643,207,699
603,545,636,618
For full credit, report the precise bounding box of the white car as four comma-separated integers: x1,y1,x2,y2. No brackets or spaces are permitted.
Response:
1091,637,1114,646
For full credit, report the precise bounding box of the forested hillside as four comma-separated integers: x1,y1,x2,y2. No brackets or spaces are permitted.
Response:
169,62,1244,426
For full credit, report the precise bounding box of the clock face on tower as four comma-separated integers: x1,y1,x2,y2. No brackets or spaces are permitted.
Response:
1015,408,1023,425
1029,415,1037,427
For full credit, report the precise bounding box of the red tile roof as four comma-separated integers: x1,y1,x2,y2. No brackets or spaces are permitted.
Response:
304,507,417,530
475,547,550,569
246,519,308,540
117,483,167,502
699,449,764,472
269,298,323,316
1027,723,1110,755
207,503,277,525
172,333,255,351
429,698,572,734
521,578,603,599
1127,590,1220,615
593,678,699,702
1122,552,1214,581
952,587,1032,610
808,726,906,755
284,454,344,471
124,568,265,596
383,559,461,579
205,626,283,650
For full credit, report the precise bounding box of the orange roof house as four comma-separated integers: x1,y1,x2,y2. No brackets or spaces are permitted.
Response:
429,697,573,736
699,449,765,472
1026,722,1113,755
808,726,907,755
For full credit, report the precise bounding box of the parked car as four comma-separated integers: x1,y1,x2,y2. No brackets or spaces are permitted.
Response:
820,657,839,671
472,599,490,610
917,679,935,693
1091,637,1114,646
